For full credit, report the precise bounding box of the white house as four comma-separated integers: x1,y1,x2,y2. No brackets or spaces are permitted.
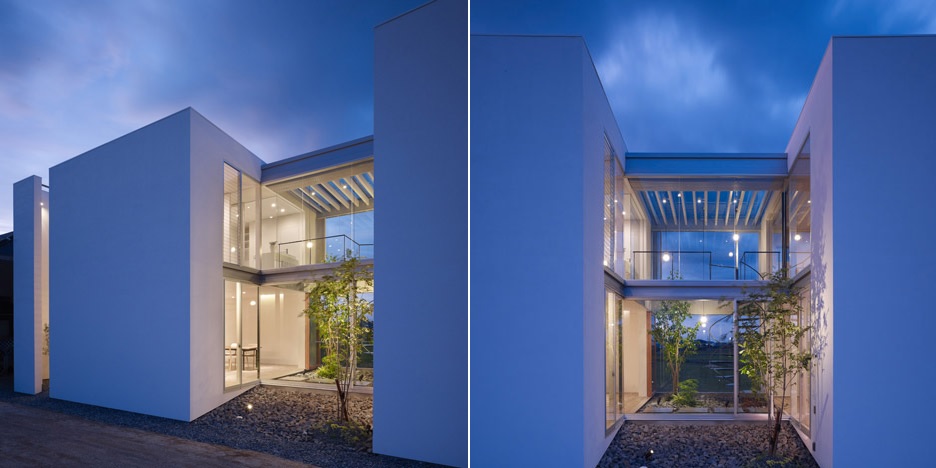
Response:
14,1,466,467
471,34,936,467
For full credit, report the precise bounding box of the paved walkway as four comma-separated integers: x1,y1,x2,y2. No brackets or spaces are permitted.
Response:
0,402,313,467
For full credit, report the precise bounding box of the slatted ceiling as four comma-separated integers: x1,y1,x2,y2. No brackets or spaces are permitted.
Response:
634,188,777,229
283,168,375,213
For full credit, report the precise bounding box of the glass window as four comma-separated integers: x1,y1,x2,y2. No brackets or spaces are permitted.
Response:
789,137,811,276
264,159,374,268
223,164,241,264
626,178,785,280
241,175,260,268
224,280,259,388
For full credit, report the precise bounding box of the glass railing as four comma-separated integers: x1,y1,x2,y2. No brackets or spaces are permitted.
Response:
271,235,372,269
631,250,781,281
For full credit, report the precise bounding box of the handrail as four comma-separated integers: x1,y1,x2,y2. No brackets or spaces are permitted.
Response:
632,250,713,280
631,249,783,281
738,251,781,280
274,234,369,268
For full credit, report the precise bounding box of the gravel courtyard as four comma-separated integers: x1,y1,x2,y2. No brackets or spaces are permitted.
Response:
599,421,819,467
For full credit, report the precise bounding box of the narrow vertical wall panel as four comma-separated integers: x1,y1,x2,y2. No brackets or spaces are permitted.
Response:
13,176,45,394
373,1,467,466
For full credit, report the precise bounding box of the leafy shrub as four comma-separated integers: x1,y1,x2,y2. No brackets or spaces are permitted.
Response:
670,379,699,407
316,354,340,380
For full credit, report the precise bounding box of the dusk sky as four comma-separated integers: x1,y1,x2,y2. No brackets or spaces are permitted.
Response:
0,0,423,233
2,1,936,233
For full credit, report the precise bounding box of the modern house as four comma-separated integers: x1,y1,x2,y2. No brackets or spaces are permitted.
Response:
472,34,936,467
12,1,466,467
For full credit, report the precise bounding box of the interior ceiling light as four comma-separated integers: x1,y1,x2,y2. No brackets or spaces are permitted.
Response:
733,199,738,204
677,193,682,197
306,242,314,248
662,253,671,262
794,234,802,241
697,199,702,203
662,199,667,204
230,247,236,252
622,211,626,215
732,233,740,241
280,208,285,213
249,300,256,306
729,252,734,257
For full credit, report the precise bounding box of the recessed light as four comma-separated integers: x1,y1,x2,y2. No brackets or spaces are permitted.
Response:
343,185,348,189
663,199,667,204
622,211,626,215
794,234,802,241
40,202,44,206
230,247,236,252
269,216,273,219
614,199,618,203
677,193,682,197
310,192,315,196
733,199,738,204
306,242,313,248
732,234,740,241
280,208,285,213
808,200,811,204
271,203,277,207
249,300,256,306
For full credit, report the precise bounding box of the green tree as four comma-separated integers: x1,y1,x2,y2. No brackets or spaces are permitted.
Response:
304,254,374,422
738,269,812,456
649,296,700,396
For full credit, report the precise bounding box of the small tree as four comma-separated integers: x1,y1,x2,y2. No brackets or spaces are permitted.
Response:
304,253,373,422
738,269,811,456
649,296,701,396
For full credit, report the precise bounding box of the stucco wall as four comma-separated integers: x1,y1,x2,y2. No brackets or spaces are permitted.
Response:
189,109,264,420
49,110,193,420
786,40,834,468
830,36,936,467
373,1,468,466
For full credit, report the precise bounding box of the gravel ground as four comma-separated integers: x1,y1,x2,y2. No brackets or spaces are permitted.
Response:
0,378,441,468
599,421,819,467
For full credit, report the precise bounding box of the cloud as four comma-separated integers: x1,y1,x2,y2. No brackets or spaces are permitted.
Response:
597,12,729,109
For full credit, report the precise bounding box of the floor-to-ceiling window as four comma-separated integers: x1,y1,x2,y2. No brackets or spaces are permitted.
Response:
789,137,811,276
606,292,651,426
263,159,375,268
224,279,259,388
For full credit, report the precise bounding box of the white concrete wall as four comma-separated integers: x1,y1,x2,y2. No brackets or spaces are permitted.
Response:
373,0,467,466
49,110,193,419
786,41,833,468
471,33,626,467
827,36,936,467
189,108,264,420
13,176,47,394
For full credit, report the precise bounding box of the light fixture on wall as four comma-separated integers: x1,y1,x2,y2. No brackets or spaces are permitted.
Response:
271,202,277,208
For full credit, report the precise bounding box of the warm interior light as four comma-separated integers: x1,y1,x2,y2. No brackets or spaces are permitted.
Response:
732,233,740,241
230,247,236,252
280,208,285,213
794,234,802,241
662,253,671,262
230,343,238,349
622,211,626,215
249,300,256,306
271,203,277,207
40,202,44,206
733,199,738,204
603,260,608,266
342,185,348,189
306,242,314,248
808,200,811,204
269,216,273,219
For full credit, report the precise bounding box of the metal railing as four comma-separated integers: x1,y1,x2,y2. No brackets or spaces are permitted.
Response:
274,234,372,268
632,250,782,281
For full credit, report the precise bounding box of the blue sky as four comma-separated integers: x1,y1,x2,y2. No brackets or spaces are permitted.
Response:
472,0,936,153
3,1,936,233
0,0,424,233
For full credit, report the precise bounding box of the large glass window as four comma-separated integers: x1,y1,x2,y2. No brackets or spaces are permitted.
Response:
606,293,651,425
263,159,374,268
223,164,241,264
790,278,812,433
626,178,785,280
224,279,259,388
789,137,811,276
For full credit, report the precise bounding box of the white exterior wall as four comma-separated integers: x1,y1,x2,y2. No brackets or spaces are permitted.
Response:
49,110,193,419
786,42,833,468
828,36,936,467
373,1,468,466
189,109,264,419
13,176,48,394
471,35,626,467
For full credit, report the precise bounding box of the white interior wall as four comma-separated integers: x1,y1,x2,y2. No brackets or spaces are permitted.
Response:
621,300,648,396
258,287,304,366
